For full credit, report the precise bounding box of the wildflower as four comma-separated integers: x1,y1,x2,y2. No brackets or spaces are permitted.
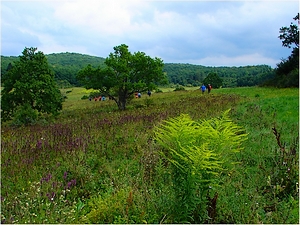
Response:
46,192,56,201
52,182,57,188
36,140,42,149
63,171,67,180
46,173,52,181
71,179,76,186
66,181,72,189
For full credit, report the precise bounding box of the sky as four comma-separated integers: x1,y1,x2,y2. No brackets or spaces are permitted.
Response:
1,0,299,67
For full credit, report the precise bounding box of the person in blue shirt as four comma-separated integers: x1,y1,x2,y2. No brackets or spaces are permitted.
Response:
201,84,206,94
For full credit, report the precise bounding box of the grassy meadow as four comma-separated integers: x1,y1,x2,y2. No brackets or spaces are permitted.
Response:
1,86,299,224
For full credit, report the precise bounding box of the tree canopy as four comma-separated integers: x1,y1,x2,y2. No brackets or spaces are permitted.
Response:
273,13,299,87
279,13,299,49
77,44,166,110
1,47,63,124
202,72,223,88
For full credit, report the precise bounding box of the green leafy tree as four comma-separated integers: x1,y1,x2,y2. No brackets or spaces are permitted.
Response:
274,13,299,87
203,72,223,88
77,44,167,110
1,47,63,123
279,13,299,49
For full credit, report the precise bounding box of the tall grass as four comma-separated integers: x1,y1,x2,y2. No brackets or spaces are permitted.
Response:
1,87,298,223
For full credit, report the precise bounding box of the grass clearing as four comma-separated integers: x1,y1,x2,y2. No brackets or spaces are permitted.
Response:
1,86,299,224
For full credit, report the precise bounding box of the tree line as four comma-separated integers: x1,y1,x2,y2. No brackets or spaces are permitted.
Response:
1,53,274,88
163,63,274,87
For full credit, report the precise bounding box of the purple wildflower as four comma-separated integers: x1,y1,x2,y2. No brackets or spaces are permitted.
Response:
63,171,67,180
36,140,42,149
40,173,52,184
71,179,76,186
52,182,57,189
46,192,56,201
66,181,72,189
65,179,76,189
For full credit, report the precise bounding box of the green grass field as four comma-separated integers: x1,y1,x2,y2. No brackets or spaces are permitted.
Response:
1,86,299,224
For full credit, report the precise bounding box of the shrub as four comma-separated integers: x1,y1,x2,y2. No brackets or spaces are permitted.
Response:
88,91,101,98
144,98,154,107
173,85,185,91
11,103,38,126
81,95,89,100
81,188,146,224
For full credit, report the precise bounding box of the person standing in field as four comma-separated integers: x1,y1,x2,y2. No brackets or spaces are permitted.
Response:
201,84,206,94
207,84,212,94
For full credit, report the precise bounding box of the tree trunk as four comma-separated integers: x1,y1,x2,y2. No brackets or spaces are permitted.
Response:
117,99,126,110
117,89,127,110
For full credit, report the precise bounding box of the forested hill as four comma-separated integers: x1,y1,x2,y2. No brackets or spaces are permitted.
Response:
1,52,274,87
46,53,106,85
1,53,106,86
164,63,274,87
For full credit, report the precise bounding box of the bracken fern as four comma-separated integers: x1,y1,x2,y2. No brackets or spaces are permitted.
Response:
154,109,248,223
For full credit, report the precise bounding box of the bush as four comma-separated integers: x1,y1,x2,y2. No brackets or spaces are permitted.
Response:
81,95,89,100
174,85,185,91
81,188,146,224
88,91,101,98
11,103,38,126
144,98,154,107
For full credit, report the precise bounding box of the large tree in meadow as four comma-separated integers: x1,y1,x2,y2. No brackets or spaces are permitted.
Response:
1,47,63,123
202,72,223,88
274,13,299,87
77,44,167,110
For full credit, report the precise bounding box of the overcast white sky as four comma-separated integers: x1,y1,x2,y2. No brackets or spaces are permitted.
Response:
1,0,299,67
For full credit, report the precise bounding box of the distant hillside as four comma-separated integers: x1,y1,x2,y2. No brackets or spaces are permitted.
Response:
164,63,275,87
1,53,106,86
1,52,274,87
46,53,105,86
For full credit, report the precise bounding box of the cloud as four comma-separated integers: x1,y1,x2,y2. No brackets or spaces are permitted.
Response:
195,53,279,67
53,1,143,35
1,24,41,56
1,0,299,67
